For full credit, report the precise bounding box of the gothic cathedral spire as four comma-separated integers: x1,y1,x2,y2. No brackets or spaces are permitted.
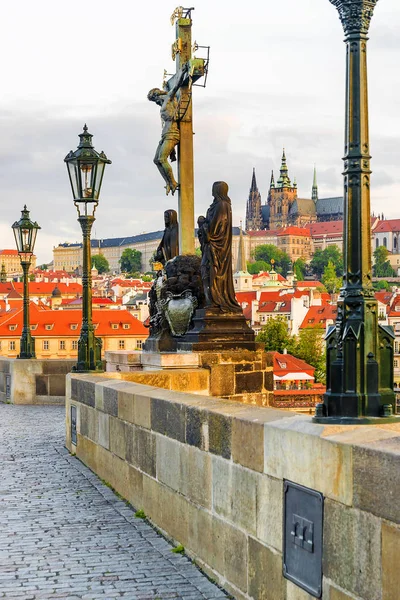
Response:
276,148,291,188
245,168,262,231
312,165,318,201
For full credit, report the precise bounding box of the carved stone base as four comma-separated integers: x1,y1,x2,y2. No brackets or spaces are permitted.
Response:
175,307,258,352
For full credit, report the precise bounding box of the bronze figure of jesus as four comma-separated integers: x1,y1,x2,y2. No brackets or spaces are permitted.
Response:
147,65,188,196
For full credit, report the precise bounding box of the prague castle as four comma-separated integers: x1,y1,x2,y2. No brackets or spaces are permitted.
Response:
245,150,344,231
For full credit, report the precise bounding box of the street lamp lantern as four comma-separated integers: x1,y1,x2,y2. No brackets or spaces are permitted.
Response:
65,124,111,216
12,206,40,359
65,126,111,371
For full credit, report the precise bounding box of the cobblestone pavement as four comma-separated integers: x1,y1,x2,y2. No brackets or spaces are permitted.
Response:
0,405,229,600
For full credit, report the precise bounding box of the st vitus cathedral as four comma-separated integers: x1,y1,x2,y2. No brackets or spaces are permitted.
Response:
245,150,343,231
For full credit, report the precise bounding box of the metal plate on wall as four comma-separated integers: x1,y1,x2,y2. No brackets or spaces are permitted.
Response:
71,405,77,445
283,480,323,598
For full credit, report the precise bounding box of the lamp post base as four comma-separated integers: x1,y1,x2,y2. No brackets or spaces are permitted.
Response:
74,331,103,373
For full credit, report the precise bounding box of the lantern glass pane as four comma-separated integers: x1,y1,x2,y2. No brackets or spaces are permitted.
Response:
67,161,79,200
13,226,21,253
22,228,31,252
94,162,105,200
80,160,95,200
30,227,38,252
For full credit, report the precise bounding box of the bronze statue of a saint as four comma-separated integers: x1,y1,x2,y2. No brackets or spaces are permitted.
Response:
155,209,179,265
198,182,241,313
147,65,188,196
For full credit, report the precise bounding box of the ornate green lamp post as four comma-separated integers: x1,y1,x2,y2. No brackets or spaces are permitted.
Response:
314,0,399,423
12,206,40,359
65,125,111,372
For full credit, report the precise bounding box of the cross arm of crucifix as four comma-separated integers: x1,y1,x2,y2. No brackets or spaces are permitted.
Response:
165,58,205,97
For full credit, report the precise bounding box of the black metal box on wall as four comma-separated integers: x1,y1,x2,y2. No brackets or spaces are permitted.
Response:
283,480,324,598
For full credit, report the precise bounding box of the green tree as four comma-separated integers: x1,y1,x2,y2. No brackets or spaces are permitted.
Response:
310,245,343,278
293,258,306,281
253,244,292,276
321,260,342,293
247,260,270,275
290,328,326,384
91,253,110,274
375,279,390,291
119,248,142,274
373,246,396,277
256,316,291,353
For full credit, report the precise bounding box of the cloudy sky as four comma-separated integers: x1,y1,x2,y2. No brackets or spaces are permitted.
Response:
0,0,399,262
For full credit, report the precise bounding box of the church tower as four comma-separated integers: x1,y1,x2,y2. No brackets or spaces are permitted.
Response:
268,149,298,229
312,165,318,201
233,225,252,292
245,168,262,231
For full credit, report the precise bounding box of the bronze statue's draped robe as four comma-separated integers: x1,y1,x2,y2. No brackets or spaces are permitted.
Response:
155,209,179,264
202,182,241,313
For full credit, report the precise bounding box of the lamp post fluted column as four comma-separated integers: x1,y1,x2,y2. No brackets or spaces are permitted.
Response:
314,0,398,423
77,215,98,371
20,260,35,359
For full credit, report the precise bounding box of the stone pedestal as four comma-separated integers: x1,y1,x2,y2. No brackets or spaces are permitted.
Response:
141,352,199,370
176,307,257,352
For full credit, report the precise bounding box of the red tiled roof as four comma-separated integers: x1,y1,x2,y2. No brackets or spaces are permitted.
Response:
269,352,315,376
0,304,148,337
0,249,19,256
295,281,321,288
277,227,310,237
300,305,337,329
252,271,287,282
235,291,257,305
374,219,400,234
308,222,343,236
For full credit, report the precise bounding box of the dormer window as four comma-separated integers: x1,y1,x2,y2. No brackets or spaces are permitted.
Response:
70,324,78,330
123,323,130,330
45,324,54,331
111,323,119,329
31,324,38,331
9,325,17,331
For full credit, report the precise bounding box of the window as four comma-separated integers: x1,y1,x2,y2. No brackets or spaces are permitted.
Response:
376,238,379,249
384,237,387,248
70,324,78,330
123,323,130,330
119,340,125,349
45,324,53,331
43,341,49,350
395,360,398,368
136,340,143,350
59,341,66,350
111,324,119,330
9,325,17,331
9,341,15,351
72,340,78,350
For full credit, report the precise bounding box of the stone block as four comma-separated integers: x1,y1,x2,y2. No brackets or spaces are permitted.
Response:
234,363,253,372
353,442,400,523
136,427,156,477
210,363,235,397
187,446,211,509
42,360,75,374
71,377,78,400
151,397,186,443
232,418,264,472
209,412,231,459
188,506,225,577
264,369,274,391
36,375,48,396
248,536,285,600
80,406,97,442
186,406,204,448
49,375,66,396
111,454,130,500
103,386,118,416
224,522,248,593
382,521,400,600
79,404,89,438
142,474,161,524
133,393,151,428
76,379,95,407
264,421,353,505
256,475,283,552
235,371,264,394
157,435,189,495
127,465,143,510
109,417,127,460
95,383,105,411
96,443,115,485
76,434,98,474
118,390,134,423
98,412,109,450
212,456,257,536
323,499,381,600
159,484,190,547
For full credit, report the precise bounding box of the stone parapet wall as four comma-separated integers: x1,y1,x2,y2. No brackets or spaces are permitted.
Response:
0,357,76,404
66,373,400,600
